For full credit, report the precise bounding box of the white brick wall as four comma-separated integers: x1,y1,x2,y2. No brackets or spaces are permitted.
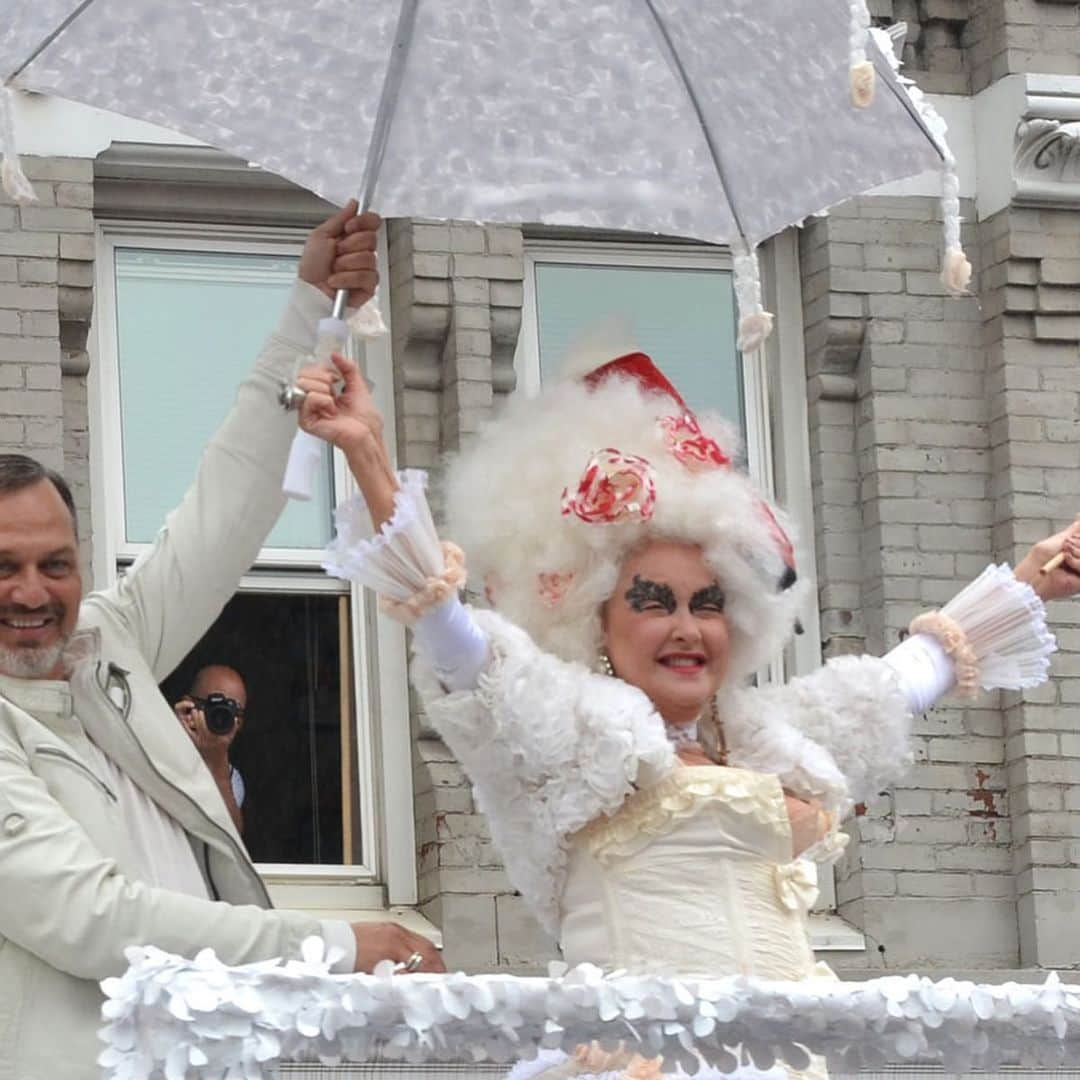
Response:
800,193,1038,972
977,201,1080,968
0,156,93,565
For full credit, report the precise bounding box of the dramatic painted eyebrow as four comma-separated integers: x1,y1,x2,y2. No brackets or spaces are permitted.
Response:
690,583,726,612
625,575,676,613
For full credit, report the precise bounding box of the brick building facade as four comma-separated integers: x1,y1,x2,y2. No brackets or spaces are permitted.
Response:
4,0,1080,995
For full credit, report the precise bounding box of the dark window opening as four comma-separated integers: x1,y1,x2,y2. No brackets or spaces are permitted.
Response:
160,591,362,866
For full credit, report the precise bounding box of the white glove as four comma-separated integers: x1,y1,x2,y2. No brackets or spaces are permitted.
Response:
413,594,491,692
881,632,956,715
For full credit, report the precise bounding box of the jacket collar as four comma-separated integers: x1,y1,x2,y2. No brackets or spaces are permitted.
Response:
0,628,101,726
0,630,103,747
0,672,73,724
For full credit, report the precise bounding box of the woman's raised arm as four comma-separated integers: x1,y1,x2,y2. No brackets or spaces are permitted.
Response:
296,352,399,528
297,354,489,692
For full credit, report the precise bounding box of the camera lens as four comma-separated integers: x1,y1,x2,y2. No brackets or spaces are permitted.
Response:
202,693,238,736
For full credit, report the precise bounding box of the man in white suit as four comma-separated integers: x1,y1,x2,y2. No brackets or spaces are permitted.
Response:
0,202,442,1080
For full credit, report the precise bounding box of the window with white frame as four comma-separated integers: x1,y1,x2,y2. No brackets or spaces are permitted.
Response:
515,238,859,937
517,243,748,443
90,222,416,908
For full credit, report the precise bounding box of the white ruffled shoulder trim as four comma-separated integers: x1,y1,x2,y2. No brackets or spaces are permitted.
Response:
724,566,1053,818
723,654,914,814
413,609,675,935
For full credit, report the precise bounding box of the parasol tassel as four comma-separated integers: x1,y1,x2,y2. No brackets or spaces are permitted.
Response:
737,310,774,355
1,158,36,205
910,565,1056,695
870,33,974,297
849,1,875,107
732,240,774,354
939,161,972,295
941,246,972,296
0,87,37,205
347,296,388,339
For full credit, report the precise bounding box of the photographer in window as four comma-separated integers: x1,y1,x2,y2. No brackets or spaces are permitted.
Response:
175,665,247,834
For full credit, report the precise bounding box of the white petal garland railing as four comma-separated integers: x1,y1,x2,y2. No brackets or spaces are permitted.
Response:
99,939,1080,1080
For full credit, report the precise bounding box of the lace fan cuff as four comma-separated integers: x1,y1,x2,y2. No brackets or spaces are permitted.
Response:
908,564,1056,695
322,469,467,623
908,611,978,695
379,543,466,625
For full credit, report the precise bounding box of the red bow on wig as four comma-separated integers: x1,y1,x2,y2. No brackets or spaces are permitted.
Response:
583,352,797,592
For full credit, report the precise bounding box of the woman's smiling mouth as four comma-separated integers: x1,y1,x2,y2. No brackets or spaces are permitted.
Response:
658,652,706,672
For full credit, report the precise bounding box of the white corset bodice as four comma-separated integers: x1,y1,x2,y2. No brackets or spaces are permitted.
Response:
559,766,819,980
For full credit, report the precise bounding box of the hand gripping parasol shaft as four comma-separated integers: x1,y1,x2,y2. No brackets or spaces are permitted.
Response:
281,298,349,501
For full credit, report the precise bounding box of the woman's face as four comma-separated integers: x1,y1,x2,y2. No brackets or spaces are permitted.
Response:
602,540,730,727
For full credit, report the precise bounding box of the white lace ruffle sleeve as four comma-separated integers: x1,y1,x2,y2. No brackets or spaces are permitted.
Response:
322,469,455,610
723,564,1055,815
412,610,675,936
323,470,489,689
722,654,911,815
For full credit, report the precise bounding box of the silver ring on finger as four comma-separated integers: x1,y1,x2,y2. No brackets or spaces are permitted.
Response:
398,951,424,973
278,381,308,411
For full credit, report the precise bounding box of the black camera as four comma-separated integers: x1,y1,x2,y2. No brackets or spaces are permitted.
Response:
192,693,244,736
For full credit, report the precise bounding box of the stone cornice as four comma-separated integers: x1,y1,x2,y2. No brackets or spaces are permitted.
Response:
94,142,333,225
1014,76,1080,208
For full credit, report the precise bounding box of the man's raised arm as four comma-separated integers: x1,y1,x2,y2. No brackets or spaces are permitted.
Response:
90,204,381,680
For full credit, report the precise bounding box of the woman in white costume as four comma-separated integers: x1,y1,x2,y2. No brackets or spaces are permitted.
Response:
294,348,1080,1080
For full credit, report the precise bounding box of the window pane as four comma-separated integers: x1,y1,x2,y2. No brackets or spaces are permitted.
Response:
115,248,333,549
159,592,361,866
534,262,745,433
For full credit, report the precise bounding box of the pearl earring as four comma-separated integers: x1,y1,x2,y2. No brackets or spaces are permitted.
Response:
597,651,615,677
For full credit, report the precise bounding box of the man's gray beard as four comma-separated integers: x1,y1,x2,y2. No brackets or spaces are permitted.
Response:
0,637,71,679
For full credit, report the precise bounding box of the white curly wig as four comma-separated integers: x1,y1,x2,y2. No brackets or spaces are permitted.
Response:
444,353,807,685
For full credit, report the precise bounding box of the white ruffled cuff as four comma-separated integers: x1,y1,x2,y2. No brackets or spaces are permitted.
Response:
909,564,1056,695
322,470,466,623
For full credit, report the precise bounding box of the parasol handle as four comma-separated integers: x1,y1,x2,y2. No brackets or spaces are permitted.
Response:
282,315,349,501
283,200,385,500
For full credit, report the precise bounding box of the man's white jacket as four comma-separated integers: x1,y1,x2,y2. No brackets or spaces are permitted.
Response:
0,282,331,1080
